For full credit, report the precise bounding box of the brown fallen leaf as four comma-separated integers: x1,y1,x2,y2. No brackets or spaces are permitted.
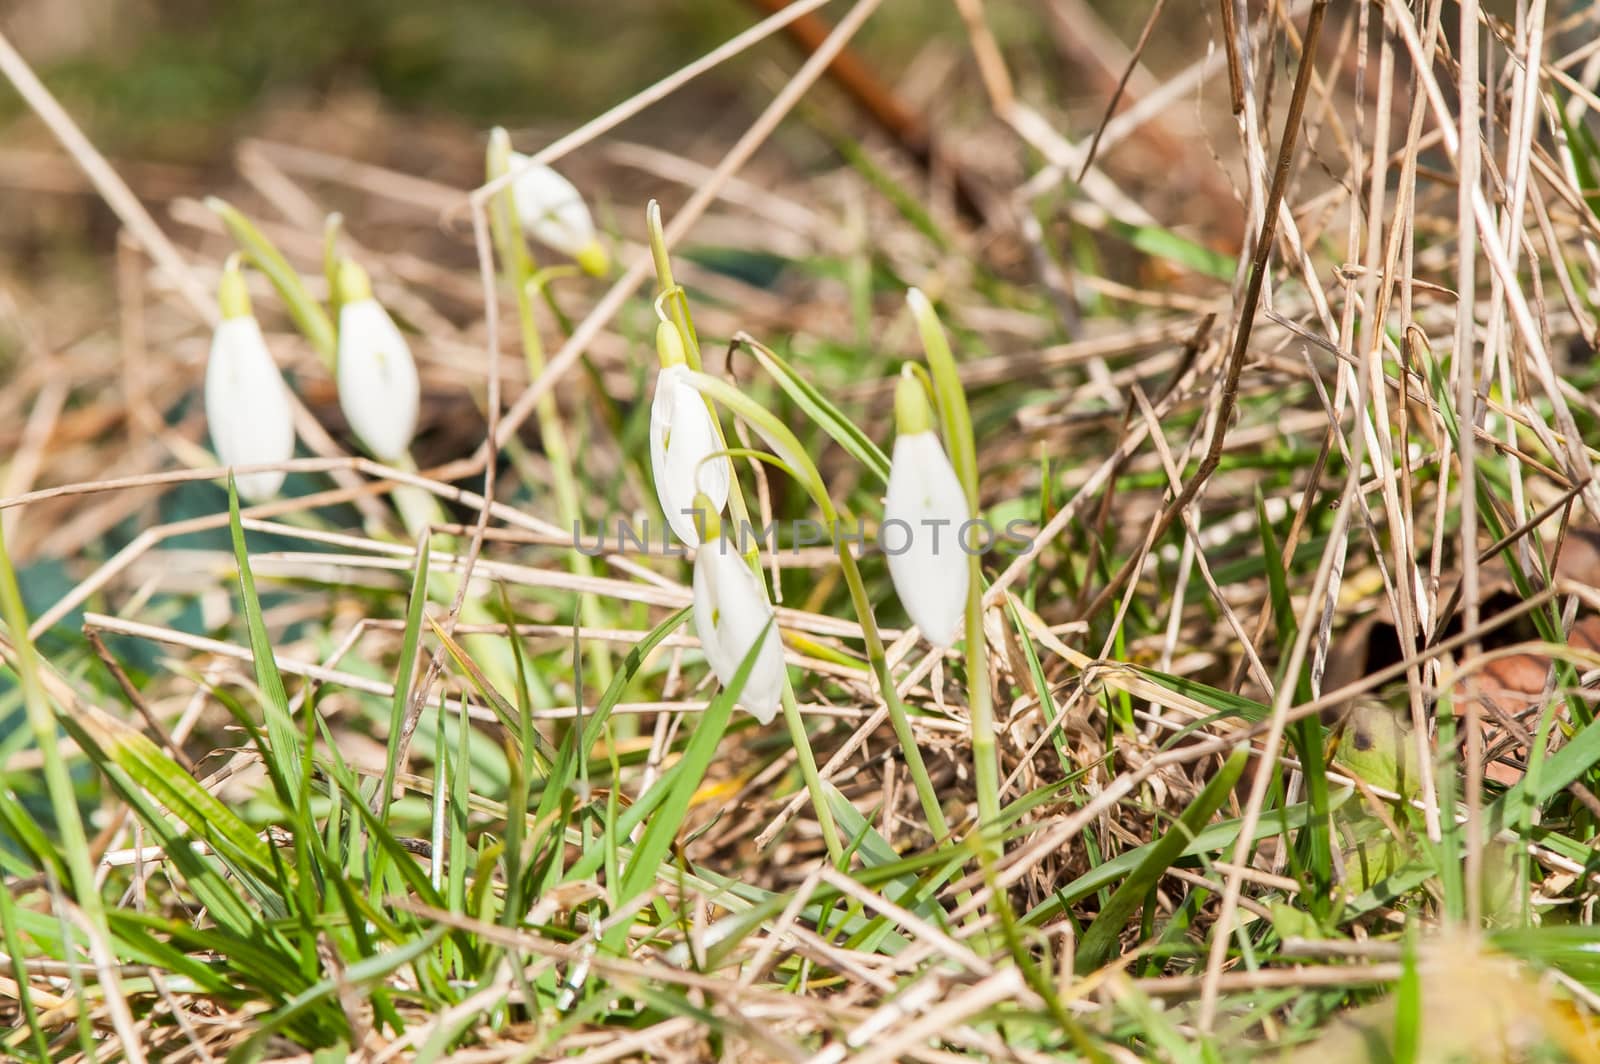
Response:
1325,527,1600,787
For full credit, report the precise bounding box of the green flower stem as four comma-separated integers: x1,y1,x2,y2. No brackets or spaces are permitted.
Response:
692,425,844,864
647,213,841,863
488,130,614,696
907,289,1001,863
318,269,518,700
218,256,252,319
647,201,702,370
777,685,841,853
387,453,451,542
208,197,336,369
380,456,537,702
682,371,951,843
964,551,1000,855
322,213,344,321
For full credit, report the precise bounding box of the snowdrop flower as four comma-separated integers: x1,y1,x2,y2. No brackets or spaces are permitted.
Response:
649,321,731,546
508,150,609,276
334,259,419,462
691,500,785,723
883,365,970,647
205,260,295,502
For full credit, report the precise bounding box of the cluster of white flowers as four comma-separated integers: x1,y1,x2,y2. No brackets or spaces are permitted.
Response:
210,169,970,732
647,319,780,720
205,156,605,498
204,255,423,494
649,296,972,725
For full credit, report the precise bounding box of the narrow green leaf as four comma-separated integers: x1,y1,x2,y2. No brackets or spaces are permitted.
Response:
1393,924,1420,1064
0,816,50,1060
63,708,269,932
1024,787,1351,925
1255,487,1296,652
427,616,555,775
602,619,764,950
379,535,430,823
1076,746,1248,972
737,335,890,483
539,607,689,837
1109,218,1237,281
227,478,304,800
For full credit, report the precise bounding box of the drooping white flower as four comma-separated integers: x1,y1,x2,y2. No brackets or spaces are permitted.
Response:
883,365,970,647
508,150,608,276
649,321,730,546
692,514,785,724
334,260,419,463
205,262,296,502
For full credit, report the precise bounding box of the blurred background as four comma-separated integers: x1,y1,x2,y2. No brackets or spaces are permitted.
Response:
0,0,1202,296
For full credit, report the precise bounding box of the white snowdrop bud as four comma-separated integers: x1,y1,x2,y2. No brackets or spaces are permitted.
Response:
882,365,970,647
334,259,419,463
508,150,608,276
205,261,296,501
691,502,784,724
649,322,730,546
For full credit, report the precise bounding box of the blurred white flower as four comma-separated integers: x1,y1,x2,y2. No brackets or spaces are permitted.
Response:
692,524,784,724
649,322,730,546
883,366,969,647
205,264,295,502
335,260,419,463
508,151,608,276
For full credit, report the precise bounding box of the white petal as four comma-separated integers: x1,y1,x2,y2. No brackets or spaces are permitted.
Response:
337,299,419,462
650,365,730,546
205,316,295,501
692,538,784,723
510,153,596,259
883,432,970,647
